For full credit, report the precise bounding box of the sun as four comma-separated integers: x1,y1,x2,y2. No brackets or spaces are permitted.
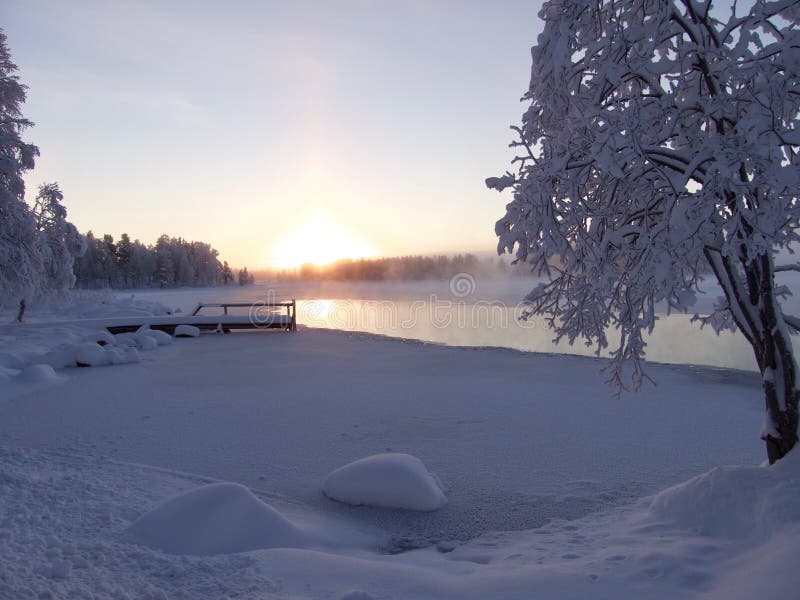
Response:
271,213,376,269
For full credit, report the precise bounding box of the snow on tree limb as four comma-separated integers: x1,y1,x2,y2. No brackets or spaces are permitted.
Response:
489,0,800,404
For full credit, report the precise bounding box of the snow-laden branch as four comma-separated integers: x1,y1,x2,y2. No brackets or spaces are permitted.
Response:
775,264,800,273
489,0,800,406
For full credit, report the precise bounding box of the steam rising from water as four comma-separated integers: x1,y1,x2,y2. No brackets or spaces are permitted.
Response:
127,276,785,373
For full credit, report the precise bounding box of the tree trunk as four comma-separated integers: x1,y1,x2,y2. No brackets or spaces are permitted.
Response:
706,248,799,463
756,256,800,464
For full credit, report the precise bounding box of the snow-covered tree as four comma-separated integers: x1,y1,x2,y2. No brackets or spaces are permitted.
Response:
488,0,800,462
32,182,86,293
222,261,234,285
0,29,41,306
155,234,174,288
238,266,254,286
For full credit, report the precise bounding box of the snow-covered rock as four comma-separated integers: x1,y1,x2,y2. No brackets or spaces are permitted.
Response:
125,482,307,555
136,326,173,346
174,324,200,338
75,343,111,367
322,453,447,511
17,364,64,384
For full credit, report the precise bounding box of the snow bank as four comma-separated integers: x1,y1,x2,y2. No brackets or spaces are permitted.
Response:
67,295,173,319
647,448,800,541
125,482,308,555
174,324,200,338
323,453,447,511
0,293,178,397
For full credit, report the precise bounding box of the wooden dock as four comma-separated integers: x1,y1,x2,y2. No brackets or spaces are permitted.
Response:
104,300,297,335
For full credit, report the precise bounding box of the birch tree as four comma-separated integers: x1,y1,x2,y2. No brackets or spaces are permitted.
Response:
487,0,800,462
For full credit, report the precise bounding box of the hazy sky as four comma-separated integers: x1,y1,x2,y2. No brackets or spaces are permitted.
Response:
5,0,543,268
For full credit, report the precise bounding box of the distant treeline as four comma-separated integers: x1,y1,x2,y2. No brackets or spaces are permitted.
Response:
256,254,519,282
74,232,254,289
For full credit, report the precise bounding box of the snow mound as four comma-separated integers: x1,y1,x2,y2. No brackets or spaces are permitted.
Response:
174,324,200,338
323,453,447,511
17,364,64,383
648,448,800,541
75,342,111,367
136,326,173,346
125,482,307,556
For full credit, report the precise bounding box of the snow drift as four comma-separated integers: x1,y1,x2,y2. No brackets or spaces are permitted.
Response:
647,447,800,541
323,453,447,511
125,482,308,555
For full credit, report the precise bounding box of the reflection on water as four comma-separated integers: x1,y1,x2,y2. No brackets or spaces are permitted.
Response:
127,279,774,373
296,298,759,372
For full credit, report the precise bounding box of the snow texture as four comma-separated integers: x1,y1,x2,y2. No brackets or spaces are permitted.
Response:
323,453,447,511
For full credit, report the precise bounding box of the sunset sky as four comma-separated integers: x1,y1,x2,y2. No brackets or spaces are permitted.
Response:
5,0,543,268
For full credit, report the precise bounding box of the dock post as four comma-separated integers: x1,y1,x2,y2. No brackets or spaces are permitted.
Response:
291,300,297,331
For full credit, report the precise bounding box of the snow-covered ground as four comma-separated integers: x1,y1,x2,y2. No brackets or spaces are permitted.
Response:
0,287,796,598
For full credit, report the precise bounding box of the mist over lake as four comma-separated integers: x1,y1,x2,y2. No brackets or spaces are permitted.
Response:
122,274,800,374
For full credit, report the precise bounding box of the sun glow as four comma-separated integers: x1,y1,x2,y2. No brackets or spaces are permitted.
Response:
271,213,376,269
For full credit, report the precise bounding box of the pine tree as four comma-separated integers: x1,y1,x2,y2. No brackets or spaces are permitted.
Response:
0,30,41,306
222,261,234,285
32,182,86,293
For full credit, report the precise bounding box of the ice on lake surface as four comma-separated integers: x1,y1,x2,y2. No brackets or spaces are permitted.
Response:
0,322,763,547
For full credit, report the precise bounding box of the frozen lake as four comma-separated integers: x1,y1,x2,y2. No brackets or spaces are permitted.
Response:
0,328,763,547
114,275,800,373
